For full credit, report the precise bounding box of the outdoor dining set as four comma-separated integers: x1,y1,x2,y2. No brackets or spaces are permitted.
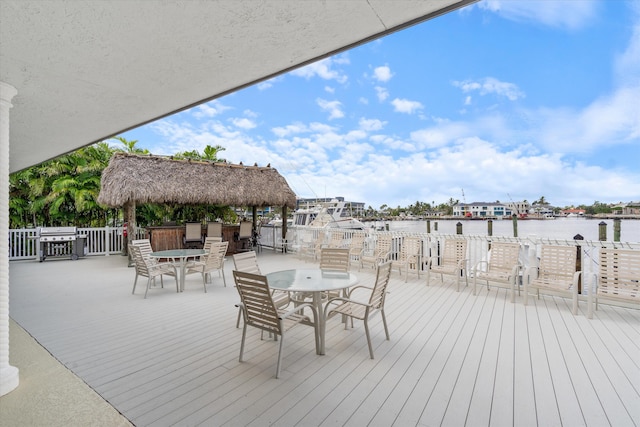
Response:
128,229,639,379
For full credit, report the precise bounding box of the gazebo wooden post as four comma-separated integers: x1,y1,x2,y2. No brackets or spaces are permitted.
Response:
124,200,136,256
282,205,288,243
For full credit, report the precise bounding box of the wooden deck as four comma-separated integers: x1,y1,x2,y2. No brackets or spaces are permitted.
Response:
8,251,640,427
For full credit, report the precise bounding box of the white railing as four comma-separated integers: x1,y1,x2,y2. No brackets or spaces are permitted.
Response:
8,227,146,260
260,225,640,296
10,226,640,293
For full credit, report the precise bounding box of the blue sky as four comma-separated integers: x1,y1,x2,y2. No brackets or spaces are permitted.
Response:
120,0,640,209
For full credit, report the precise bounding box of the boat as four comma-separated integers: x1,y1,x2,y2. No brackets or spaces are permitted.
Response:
294,199,366,229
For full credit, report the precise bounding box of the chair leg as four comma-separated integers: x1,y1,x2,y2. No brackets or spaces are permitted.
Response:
132,274,139,294
235,304,244,328
364,317,374,359
275,334,285,379
239,323,248,362
144,277,152,299
381,309,390,341
221,269,226,287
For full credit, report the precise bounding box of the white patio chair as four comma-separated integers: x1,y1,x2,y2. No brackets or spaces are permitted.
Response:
473,241,521,303
232,251,290,327
360,234,392,271
426,238,468,291
233,270,319,378
347,232,366,268
524,244,580,313
393,236,422,282
185,241,229,291
129,244,178,298
324,261,393,359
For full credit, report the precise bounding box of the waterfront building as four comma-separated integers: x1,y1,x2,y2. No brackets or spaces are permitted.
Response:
453,202,510,218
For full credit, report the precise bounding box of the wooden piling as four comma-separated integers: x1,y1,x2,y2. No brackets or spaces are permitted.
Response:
613,218,621,242
598,221,607,241
512,214,518,238
487,219,493,236
426,220,431,234
573,233,583,294
456,222,463,235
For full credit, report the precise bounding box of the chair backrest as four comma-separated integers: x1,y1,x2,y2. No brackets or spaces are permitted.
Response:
488,242,521,273
130,239,153,258
327,230,345,248
440,239,467,267
232,251,261,274
203,236,223,252
597,248,640,300
130,244,152,276
233,271,280,334
185,222,203,242
238,221,253,239
207,222,222,238
399,236,422,261
369,261,393,309
205,241,229,269
536,245,577,286
349,232,366,251
374,235,393,257
320,248,350,272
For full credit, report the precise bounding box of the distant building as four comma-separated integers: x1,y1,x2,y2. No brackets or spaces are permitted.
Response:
561,208,586,216
503,201,531,217
612,201,640,215
453,202,509,218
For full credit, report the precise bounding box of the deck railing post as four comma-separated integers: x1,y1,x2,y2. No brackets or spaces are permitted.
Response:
105,226,110,256
613,218,621,242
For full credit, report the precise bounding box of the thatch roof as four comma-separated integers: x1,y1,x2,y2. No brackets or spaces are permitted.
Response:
97,153,297,208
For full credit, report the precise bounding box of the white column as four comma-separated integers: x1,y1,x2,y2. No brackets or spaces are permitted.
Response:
0,81,19,396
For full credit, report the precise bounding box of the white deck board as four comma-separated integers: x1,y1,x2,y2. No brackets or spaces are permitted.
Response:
8,251,640,427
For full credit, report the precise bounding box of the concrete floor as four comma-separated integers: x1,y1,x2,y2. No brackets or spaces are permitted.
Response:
0,319,132,427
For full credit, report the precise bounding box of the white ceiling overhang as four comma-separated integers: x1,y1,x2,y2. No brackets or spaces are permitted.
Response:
1,0,474,173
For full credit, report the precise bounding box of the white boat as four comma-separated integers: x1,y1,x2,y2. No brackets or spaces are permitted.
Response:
293,199,366,229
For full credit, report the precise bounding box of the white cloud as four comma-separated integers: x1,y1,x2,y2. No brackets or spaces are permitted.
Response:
391,98,424,114
316,98,345,119
192,100,232,118
291,57,348,84
373,65,393,82
375,86,389,102
453,77,525,101
324,86,335,94
359,118,386,132
271,122,308,137
230,117,256,129
478,0,598,30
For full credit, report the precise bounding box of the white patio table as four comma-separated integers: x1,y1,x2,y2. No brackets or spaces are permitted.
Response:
266,268,358,355
150,249,207,292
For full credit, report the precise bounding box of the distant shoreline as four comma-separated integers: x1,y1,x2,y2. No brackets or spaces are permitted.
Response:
360,214,640,222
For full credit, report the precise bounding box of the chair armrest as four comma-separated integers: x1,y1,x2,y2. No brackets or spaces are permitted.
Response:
280,302,317,321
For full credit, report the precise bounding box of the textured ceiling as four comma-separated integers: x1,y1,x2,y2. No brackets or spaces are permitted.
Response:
0,0,474,172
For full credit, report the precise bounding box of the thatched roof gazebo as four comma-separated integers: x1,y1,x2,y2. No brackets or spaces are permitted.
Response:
98,152,296,247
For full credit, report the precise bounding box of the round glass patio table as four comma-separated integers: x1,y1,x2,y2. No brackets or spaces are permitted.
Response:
266,269,358,355
150,249,207,292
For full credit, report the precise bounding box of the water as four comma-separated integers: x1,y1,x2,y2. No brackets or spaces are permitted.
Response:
378,218,640,243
